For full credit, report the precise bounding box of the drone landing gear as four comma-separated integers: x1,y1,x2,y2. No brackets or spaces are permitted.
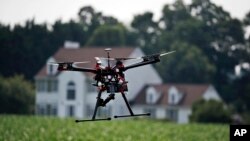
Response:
114,92,150,119
75,90,112,122
75,90,150,123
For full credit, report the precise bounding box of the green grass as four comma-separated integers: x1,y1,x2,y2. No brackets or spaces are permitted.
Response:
0,115,229,141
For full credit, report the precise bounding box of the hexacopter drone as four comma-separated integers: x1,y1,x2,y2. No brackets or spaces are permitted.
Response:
50,48,175,122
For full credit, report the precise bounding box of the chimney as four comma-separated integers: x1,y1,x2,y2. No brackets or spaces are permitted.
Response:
64,40,80,49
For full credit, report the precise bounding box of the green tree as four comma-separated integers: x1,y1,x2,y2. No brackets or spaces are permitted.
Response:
78,6,119,38
86,24,126,46
156,41,215,83
0,20,53,80
0,75,34,114
190,99,231,123
160,0,191,31
131,12,159,53
52,20,88,46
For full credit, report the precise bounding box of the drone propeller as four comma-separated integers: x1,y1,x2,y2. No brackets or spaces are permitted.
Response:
95,51,175,62
131,50,176,62
159,51,176,57
97,57,138,61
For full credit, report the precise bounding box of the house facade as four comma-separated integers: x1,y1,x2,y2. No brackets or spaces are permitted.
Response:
34,45,162,119
132,84,222,123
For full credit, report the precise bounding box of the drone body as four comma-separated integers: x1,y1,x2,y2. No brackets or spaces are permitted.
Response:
50,48,175,122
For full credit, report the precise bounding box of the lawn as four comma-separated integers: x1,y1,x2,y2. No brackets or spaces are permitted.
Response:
0,115,229,141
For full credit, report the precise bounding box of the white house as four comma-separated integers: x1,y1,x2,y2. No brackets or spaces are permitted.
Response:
132,84,222,123
35,44,222,123
34,45,162,119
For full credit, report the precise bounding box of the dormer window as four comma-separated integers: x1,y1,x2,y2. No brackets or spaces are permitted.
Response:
171,94,175,104
146,93,154,104
146,87,159,104
49,65,53,74
46,57,57,75
168,86,182,105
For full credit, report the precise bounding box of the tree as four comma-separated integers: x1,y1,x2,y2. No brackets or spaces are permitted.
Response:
52,20,88,46
0,20,53,80
86,24,126,46
190,99,231,123
156,41,215,83
78,6,119,39
160,0,191,31
131,12,159,53
0,75,34,114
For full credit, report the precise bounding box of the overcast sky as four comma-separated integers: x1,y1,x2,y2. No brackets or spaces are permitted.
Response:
0,0,250,26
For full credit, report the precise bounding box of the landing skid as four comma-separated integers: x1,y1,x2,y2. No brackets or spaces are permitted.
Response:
75,117,111,122
75,90,150,123
114,113,150,118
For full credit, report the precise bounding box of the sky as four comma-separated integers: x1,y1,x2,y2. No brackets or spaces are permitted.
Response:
0,0,250,26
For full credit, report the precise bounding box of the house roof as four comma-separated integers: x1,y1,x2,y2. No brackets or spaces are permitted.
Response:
133,84,210,107
35,47,135,78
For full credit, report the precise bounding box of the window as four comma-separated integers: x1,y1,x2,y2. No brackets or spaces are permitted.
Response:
36,80,46,92
46,104,51,116
36,79,58,92
52,106,57,116
167,109,178,122
47,80,52,92
47,79,58,92
36,104,46,115
67,105,75,117
67,81,76,100
49,65,53,75
168,87,179,105
47,64,57,75
171,94,175,104
146,93,154,104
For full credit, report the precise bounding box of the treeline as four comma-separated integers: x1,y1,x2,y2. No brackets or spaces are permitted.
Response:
0,6,137,80
0,0,250,119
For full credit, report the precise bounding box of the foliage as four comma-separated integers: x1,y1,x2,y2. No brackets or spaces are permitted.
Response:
131,12,159,53
156,41,215,83
190,99,232,123
0,75,34,114
86,24,126,46
0,115,229,141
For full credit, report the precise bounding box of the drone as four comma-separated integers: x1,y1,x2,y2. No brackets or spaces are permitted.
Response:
50,48,175,122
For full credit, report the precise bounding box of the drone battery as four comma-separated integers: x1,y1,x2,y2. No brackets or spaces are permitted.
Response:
106,83,128,93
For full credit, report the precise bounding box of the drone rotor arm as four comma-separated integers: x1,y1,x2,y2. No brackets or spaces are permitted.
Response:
48,62,97,74
124,59,159,71
123,50,175,71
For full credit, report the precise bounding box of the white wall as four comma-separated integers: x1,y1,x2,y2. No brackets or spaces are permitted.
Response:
203,85,221,101
178,107,191,124
156,107,166,119
57,71,86,118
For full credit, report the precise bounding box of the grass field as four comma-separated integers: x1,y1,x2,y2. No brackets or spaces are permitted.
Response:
0,115,229,141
